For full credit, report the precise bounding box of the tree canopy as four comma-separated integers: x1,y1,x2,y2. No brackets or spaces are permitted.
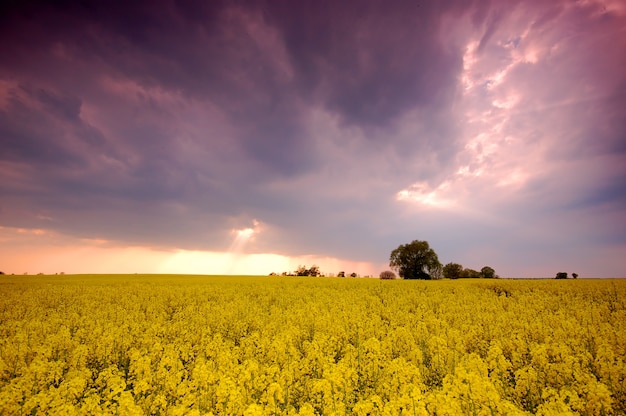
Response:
379,270,397,280
443,262,463,279
389,240,442,279
480,266,496,279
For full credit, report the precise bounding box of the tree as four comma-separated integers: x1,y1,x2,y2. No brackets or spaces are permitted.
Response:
443,262,464,279
337,271,345,277
555,272,568,279
295,265,320,276
480,266,496,279
572,273,578,279
461,268,481,278
379,270,397,280
389,240,442,279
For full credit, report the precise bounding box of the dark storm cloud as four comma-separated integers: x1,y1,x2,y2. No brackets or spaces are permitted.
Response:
1,0,315,173
0,85,99,167
0,0,467,200
261,0,469,128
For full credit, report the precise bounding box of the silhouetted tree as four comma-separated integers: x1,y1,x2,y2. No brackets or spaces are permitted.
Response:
337,271,345,277
555,272,568,279
443,263,463,279
296,265,320,276
350,272,357,278
379,270,397,280
572,273,578,279
390,240,442,279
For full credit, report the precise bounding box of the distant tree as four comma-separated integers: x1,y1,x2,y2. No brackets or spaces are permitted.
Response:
461,268,481,278
443,263,464,279
481,266,496,279
572,273,578,279
0,271,4,275
296,265,320,276
337,271,345,277
389,240,442,279
555,272,568,279
379,270,397,280
269,272,278,276
350,272,357,278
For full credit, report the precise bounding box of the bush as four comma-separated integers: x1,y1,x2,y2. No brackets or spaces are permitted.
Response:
379,270,397,280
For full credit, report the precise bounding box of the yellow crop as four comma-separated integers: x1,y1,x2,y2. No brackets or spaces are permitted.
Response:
0,275,624,415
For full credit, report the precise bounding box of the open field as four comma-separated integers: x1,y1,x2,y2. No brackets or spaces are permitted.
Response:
0,275,624,415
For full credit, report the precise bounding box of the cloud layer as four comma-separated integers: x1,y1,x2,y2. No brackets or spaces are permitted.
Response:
1,0,625,277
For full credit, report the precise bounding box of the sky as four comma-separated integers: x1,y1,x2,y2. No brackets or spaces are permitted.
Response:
1,0,625,278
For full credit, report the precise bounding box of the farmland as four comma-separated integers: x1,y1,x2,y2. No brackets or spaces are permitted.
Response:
0,275,624,415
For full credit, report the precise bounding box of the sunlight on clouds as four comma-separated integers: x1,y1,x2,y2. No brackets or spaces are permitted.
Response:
237,227,255,238
461,41,480,92
578,0,626,16
16,228,47,235
396,181,455,209
486,68,512,90
522,49,539,64
399,23,544,214
496,169,528,188
464,132,499,163
227,219,262,273
229,219,261,251
492,94,519,109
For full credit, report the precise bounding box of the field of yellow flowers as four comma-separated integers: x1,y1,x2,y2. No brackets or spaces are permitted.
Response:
0,275,624,415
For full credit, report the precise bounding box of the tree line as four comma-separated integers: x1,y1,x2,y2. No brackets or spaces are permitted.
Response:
269,239,579,280
386,240,498,280
270,266,362,278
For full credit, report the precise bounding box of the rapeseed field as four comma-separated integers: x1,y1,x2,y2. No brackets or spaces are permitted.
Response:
0,275,624,415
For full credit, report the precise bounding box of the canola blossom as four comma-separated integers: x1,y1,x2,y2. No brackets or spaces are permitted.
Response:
0,275,624,415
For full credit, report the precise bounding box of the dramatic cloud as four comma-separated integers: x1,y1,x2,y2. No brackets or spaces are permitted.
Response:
1,0,624,277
